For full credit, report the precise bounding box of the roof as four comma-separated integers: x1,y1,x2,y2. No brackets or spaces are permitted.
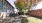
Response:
5,0,14,8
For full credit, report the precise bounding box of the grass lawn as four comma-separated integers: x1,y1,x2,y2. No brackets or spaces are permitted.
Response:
27,17,42,23
21,15,42,23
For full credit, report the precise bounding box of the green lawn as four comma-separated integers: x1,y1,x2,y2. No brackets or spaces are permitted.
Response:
21,15,42,23
27,17,42,23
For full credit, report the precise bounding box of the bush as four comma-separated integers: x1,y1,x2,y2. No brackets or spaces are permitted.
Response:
21,17,28,23
18,12,24,15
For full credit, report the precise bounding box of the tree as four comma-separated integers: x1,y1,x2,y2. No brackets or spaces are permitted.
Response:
15,0,29,14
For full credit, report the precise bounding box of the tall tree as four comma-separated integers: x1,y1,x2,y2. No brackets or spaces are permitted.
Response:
15,0,29,14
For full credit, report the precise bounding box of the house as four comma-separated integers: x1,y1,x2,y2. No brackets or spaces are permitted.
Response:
29,0,42,17
0,0,15,19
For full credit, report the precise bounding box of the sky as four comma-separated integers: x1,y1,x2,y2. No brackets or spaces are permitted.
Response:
30,1,42,10
7,0,19,12
7,0,16,8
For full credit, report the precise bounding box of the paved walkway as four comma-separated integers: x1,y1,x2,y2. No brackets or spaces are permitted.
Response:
0,16,21,23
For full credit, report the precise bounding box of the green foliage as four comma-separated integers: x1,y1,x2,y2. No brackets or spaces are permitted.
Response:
21,17,28,23
15,1,28,13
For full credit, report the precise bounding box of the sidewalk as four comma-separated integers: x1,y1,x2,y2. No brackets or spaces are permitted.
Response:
0,16,21,23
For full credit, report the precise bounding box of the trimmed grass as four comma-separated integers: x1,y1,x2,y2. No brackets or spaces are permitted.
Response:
27,17,42,23
21,15,42,23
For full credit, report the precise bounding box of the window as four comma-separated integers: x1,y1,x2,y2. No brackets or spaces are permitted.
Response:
0,0,7,12
0,0,3,11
